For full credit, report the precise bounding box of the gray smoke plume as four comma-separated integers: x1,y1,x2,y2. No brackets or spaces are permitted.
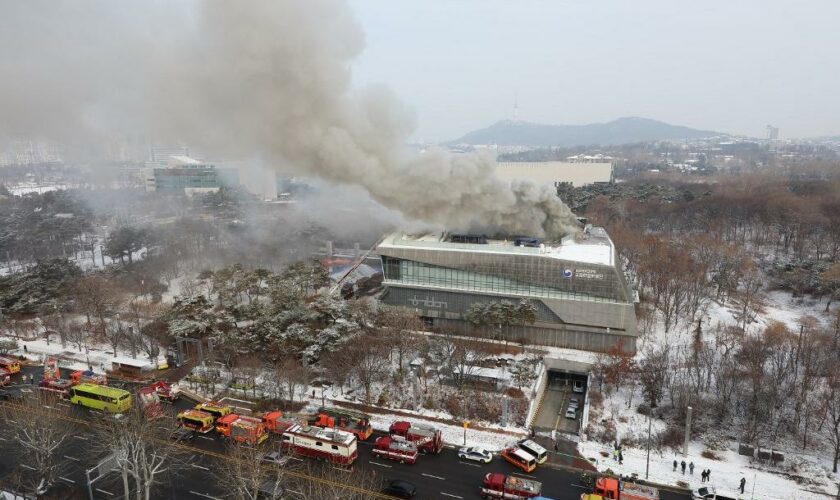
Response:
0,0,579,238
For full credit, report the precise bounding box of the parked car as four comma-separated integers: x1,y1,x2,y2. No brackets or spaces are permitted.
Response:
381,479,417,498
261,451,292,467
573,380,585,393
565,407,577,419
568,396,580,409
693,486,737,500
457,446,493,464
169,427,195,443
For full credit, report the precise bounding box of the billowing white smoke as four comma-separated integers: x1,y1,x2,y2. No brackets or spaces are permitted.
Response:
0,0,579,237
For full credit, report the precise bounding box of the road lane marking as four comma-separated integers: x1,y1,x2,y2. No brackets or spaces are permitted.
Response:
330,466,351,473
458,461,481,468
59,476,75,484
191,464,209,470
20,464,35,470
369,461,392,468
422,473,445,480
95,488,115,496
189,491,222,500
64,455,80,461
43,405,53,409
440,493,462,499
73,435,89,441
197,435,214,441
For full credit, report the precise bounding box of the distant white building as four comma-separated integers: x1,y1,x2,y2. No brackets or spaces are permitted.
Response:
495,161,613,188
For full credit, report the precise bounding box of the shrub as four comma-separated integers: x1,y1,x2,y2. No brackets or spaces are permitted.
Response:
0,339,18,355
660,426,683,450
702,434,728,451
701,450,721,460
636,403,651,416
594,420,617,444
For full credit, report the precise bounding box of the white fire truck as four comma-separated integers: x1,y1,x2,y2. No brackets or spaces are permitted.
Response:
279,424,358,465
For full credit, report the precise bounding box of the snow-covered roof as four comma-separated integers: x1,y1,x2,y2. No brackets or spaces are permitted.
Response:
111,356,155,369
379,229,615,267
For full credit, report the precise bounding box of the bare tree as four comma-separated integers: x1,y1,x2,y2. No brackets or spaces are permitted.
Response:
290,461,388,500
216,442,286,500
824,373,840,473
345,334,390,403
0,392,73,496
376,305,425,377
92,409,182,500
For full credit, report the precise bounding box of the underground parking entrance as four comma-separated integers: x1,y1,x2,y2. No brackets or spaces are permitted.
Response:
533,358,592,437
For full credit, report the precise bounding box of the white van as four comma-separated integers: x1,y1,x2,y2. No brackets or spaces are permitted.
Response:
517,439,548,464
573,380,585,393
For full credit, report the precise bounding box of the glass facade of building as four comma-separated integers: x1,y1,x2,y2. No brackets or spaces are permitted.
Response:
382,257,620,304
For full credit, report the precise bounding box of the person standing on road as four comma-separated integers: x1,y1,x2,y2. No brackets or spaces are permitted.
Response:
739,477,746,493
689,462,694,474
619,450,624,464
681,460,686,474
673,459,678,471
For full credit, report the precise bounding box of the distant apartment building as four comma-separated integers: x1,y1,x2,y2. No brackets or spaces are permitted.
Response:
766,125,779,141
495,161,613,188
146,156,219,195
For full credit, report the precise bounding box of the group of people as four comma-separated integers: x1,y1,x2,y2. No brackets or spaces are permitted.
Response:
673,459,710,479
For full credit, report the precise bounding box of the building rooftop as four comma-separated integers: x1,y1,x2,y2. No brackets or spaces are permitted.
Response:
378,228,614,266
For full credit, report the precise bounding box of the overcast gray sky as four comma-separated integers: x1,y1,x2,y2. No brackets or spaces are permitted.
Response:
349,0,840,142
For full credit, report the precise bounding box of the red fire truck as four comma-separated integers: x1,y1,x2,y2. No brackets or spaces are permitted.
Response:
371,436,419,464
137,386,163,419
216,414,268,445
591,477,659,500
150,380,180,402
389,421,443,454
310,406,373,440
70,369,107,386
39,378,73,398
279,424,358,465
262,410,300,434
480,473,542,499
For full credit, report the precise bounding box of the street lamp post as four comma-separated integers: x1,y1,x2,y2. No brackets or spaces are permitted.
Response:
646,411,652,479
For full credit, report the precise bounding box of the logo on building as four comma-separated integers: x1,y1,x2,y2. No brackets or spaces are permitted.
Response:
408,295,448,309
575,268,605,280
562,269,574,279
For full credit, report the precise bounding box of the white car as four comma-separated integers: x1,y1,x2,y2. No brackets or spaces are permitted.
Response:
568,396,580,409
457,446,493,464
565,407,577,419
261,451,292,467
692,486,738,500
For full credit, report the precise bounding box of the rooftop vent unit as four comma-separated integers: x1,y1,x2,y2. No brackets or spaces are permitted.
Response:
449,234,488,245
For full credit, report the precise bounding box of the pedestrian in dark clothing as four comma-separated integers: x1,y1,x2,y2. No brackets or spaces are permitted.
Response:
554,440,559,452
681,460,686,474
23,345,27,353
673,460,678,471
689,462,694,475
707,469,711,480
619,451,624,464
739,477,746,493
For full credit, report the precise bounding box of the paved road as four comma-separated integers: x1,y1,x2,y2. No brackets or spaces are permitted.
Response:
0,366,691,500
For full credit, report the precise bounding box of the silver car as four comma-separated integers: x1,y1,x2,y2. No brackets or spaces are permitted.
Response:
565,407,577,419
457,446,493,464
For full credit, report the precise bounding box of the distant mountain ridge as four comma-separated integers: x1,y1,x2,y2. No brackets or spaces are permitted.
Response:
451,117,723,147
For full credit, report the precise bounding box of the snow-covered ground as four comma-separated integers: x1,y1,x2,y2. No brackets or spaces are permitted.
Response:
580,289,839,499
0,334,161,374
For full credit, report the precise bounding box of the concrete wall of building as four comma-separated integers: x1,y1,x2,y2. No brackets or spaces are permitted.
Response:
380,285,637,353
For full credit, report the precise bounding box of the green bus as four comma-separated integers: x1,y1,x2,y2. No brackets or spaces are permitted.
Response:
69,383,132,413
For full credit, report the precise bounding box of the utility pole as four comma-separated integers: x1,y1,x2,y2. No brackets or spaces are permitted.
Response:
646,411,652,479
684,406,692,457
